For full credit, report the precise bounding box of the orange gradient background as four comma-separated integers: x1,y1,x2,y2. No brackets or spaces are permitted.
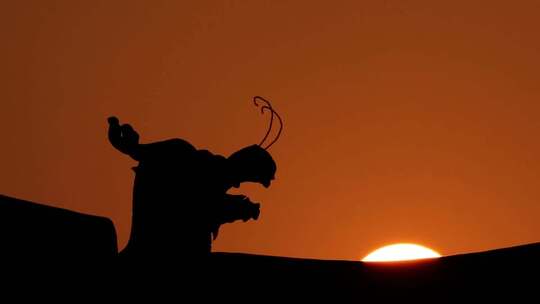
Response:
2,1,540,260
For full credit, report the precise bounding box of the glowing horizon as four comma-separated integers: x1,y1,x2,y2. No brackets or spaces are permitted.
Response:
362,243,441,262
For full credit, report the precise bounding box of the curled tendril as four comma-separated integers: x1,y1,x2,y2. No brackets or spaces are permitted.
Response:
253,96,283,150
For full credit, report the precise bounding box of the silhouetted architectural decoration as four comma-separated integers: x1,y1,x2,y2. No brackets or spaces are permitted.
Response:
109,96,282,259
2,96,540,301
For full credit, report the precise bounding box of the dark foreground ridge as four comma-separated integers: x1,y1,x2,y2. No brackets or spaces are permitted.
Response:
0,194,537,301
210,243,540,300
0,194,117,259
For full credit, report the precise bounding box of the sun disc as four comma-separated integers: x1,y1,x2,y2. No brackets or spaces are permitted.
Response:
363,243,441,262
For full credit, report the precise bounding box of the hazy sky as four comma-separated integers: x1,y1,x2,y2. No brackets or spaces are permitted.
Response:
2,1,540,260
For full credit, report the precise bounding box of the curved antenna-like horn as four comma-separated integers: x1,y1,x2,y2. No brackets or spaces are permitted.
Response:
253,96,274,147
253,96,283,150
263,106,283,150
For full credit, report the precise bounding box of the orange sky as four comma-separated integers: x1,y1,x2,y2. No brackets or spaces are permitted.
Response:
2,1,540,260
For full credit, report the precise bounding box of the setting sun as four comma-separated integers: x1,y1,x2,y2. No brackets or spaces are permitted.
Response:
362,243,441,262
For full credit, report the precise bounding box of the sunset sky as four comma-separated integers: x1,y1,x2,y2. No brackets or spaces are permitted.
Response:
2,1,540,260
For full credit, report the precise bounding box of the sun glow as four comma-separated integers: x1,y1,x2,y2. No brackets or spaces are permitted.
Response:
362,243,441,262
